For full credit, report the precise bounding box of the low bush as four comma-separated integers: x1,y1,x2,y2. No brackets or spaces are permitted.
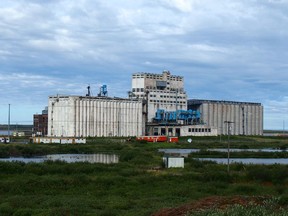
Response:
246,165,288,184
201,170,231,183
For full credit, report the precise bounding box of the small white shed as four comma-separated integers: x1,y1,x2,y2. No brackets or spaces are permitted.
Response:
163,156,184,168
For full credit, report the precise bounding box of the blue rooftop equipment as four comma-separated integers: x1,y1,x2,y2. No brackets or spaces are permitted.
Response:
154,109,201,125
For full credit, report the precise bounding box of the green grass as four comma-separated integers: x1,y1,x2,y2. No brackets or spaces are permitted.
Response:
0,136,288,215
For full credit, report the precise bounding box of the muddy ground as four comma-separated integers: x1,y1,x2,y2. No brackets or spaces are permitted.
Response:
152,195,270,216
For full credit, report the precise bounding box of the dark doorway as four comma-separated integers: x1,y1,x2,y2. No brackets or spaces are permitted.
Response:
175,128,181,137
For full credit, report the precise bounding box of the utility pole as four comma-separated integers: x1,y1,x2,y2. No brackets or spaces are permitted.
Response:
8,104,10,142
224,121,234,174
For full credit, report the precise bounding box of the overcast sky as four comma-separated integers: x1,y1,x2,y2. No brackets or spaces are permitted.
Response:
0,0,287,130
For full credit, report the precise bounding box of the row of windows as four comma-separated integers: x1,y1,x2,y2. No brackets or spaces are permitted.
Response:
149,94,186,99
160,95,186,99
148,90,185,94
132,88,144,92
132,75,183,81
188,128,211,133
132,88,186,95
150,100,186,104
146,85,182,90
132,87,174,92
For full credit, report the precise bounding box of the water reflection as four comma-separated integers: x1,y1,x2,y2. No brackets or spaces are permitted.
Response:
159,148,288,165
198,158,288,165
46,154,119,164
0,157,44,163
0,154,119,164
159,148,286,155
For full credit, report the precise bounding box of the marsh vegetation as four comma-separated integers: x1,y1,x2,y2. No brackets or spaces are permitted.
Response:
0,136,288,215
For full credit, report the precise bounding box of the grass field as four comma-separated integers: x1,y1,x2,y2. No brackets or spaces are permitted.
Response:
0,136,288,215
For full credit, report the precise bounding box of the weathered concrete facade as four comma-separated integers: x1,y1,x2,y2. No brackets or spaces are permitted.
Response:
131,71,187,122
148,124,217,137
48,96,143,137
188,99,263,135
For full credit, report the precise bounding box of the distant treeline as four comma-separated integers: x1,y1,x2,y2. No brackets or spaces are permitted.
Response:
0,124,33,131
264,130,287,134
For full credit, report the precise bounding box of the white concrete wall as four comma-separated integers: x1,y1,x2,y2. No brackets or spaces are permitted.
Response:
147,90,187,122
33,137,86,144
48,96,143,137
180,125,218,136
149,125,218,137
195,102,263,136
163,157,184,168
131,72,187,123
132,78,145,89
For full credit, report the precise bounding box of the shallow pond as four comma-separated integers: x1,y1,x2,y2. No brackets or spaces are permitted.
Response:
159,148,288,165
158,148,286,154
0,154,119,164
198,158,288,165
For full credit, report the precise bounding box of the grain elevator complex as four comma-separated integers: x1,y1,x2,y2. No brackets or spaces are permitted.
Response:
47,71,263,138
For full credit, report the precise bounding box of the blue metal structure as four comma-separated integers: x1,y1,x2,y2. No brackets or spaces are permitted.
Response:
154,109,201,124
98,85,108,97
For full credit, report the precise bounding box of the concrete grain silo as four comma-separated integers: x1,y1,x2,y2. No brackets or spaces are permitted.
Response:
48,95,144,137
188,99,263,135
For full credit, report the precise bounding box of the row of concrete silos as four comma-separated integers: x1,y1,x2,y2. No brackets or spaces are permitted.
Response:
189,100,263,135
48,96,143,137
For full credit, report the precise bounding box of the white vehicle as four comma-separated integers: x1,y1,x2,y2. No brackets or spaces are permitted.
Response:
0,137,10,143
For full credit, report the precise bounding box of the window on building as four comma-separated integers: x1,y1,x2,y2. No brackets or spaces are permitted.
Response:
153,128,158,135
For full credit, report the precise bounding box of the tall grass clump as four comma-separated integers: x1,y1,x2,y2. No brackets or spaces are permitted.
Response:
246,165,288,184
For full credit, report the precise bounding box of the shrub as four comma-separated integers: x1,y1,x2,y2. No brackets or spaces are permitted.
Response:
0,161,25,174
201,170,231,183
246,166,272,182
12,208,33,216
0,202,14,215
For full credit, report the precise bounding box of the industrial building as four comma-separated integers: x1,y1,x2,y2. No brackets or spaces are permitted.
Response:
45,71,263,138
33,107,48,136
47,95,143,137
131,70,187,122
130,71,216,136
188,99,263,135
148,125,218,137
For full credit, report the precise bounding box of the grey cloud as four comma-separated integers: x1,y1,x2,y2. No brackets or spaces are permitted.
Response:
0,0,287,128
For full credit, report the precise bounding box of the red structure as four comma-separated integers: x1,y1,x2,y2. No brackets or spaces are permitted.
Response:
136,136,178,143
136,135,167,142
33,113,48,136
168,137,179,143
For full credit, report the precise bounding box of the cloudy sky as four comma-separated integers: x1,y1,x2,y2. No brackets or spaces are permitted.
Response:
0,0,287,130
